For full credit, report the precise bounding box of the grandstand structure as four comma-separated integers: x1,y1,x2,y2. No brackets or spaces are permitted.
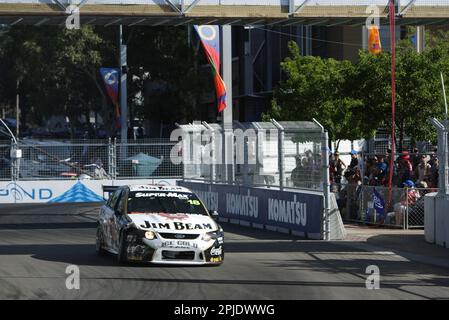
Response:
0,1,448,26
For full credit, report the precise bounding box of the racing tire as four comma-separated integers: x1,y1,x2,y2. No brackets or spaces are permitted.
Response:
95,226,107,256
117,233,128,264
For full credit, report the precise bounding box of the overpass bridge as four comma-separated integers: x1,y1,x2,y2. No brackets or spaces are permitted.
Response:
0,0,449,26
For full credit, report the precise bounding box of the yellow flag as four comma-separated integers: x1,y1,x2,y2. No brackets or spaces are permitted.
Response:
368,26,382,55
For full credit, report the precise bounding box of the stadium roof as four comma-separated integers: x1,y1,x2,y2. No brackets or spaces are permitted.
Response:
0,0,449,26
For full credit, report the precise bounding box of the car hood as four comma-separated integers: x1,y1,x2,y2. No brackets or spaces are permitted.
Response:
128,212,218,234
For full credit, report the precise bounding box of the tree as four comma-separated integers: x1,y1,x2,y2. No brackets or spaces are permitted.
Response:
266,33,449,150
0,26,116,137
263,41,369,148
356,33,448,150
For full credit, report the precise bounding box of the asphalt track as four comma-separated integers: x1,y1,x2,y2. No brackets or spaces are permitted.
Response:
1,203,449,300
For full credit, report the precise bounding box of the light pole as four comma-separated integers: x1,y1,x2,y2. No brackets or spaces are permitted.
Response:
16,79,20,138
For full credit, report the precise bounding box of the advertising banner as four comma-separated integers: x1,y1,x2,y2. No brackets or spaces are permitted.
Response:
0,179,178,204
178,181,323,239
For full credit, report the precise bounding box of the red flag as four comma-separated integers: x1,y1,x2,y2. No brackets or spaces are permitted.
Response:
194,25,227,112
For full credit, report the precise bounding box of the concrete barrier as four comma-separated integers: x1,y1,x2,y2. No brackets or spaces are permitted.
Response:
425,193,449,249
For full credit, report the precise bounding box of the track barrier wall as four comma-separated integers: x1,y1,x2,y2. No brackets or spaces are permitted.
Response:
178,180,346,240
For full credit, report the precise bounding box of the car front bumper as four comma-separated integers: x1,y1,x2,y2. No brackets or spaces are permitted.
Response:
124,232,224,265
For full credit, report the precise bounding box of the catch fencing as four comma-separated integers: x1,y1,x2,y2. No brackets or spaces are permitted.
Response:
1,138,182,181
340,185,434,229
178,120,326,192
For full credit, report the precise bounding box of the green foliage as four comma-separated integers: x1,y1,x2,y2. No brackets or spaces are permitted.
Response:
263,41,368,144
0,26,115,133
265,35,449,149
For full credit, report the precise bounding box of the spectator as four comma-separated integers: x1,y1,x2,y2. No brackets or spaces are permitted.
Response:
429,157,439,188
415,155,431,184
392,180,420,226
397,151,413,187
348,150,359,169
332,151,346,188
410,147,420,169
376,156,388,183
291,155,305,187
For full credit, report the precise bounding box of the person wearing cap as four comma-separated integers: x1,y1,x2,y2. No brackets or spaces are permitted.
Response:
415,154,431,184
397,151,413,187
348,150,359,170
393,180,420,226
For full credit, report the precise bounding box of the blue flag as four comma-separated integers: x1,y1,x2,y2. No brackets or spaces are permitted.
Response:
373,188,385,221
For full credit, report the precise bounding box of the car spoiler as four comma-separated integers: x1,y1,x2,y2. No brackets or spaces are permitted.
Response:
102,185,119,200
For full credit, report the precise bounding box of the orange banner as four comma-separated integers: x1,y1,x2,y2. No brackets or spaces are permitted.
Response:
368,26,382,55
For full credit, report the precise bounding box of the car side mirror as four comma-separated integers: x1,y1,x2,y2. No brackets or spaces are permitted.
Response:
211,210,219,220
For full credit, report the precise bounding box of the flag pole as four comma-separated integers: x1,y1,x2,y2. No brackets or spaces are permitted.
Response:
441,72,448,123
387,0,396,209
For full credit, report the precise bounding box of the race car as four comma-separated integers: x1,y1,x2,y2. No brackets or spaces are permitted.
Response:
96,184,224,265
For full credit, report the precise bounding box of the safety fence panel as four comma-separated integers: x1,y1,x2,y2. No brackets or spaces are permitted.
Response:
177,120,326,192
0,143,11,181
17,142,110,180
338,184,430,229
283,122,323,191
116,140,182,179
2,139,182,181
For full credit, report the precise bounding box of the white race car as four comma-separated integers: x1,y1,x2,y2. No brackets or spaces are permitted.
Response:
96,184,224,265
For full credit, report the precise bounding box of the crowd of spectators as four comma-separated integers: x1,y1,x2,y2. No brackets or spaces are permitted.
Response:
330,147,439,190
331,147,440,225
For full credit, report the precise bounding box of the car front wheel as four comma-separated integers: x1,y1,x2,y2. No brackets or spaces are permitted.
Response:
95,226,107,256
117,233,128,264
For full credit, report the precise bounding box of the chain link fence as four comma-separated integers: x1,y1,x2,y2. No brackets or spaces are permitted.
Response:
0,142,11,181
3,138,182,181
337,184,433,229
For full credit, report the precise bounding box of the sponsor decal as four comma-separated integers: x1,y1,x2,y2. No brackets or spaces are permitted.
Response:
268,195,307,226
140,221,214,231
210,257,222,263
0,183,53,201
194,190,219,211
135,192,189,199
161,240,198,249
226,190,258,218
210,246,222,256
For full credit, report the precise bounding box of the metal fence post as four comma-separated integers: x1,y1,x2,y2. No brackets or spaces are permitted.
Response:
202,122,216,184
108,138,113,179
312,118,330,240
271,119,284,191
443,121,449,195
111,138,117,180
10,139,20,181
429,118,448,196
405,187,409,230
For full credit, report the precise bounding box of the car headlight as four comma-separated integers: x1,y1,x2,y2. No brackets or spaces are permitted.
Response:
202,229,223,241
144,231,156,240
202,232,213,241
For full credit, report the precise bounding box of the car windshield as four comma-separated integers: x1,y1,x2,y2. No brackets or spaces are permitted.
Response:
127,191,209,216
